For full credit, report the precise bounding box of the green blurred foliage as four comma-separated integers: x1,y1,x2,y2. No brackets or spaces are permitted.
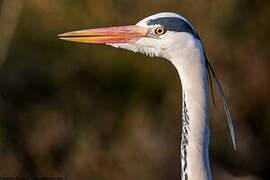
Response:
0,0,269,179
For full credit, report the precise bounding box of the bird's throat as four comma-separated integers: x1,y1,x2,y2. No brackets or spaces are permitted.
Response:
171,40,212,180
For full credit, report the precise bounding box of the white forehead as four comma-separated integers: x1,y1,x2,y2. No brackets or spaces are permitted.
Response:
136,12,192,27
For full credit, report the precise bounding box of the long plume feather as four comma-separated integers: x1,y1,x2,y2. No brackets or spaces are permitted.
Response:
207,64,216,107
206,58,236,150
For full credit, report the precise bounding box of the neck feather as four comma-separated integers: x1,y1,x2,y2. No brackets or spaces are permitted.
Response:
171,39,211,180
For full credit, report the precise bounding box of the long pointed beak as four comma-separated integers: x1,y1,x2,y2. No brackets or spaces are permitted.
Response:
58,25,148,44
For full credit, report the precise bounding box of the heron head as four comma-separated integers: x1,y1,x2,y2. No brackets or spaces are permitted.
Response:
59,12,199,59
59,12,237,150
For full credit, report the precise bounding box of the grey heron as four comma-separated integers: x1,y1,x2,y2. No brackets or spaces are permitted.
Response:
59,12,236,180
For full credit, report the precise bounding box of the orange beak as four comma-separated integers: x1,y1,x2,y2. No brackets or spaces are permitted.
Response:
58,25,148,44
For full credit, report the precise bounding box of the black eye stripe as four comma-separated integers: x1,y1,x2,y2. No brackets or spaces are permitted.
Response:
147,17,198,38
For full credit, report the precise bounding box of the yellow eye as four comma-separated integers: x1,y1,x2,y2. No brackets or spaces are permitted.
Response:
155,27,166,35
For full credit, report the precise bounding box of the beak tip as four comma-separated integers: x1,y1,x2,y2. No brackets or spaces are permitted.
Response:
58,33,65,37
59,37,69,41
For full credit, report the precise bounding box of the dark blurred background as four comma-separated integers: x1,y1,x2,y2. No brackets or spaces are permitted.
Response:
0,0,269,179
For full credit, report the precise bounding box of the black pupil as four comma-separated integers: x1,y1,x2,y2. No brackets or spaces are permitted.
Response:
158,28,163,33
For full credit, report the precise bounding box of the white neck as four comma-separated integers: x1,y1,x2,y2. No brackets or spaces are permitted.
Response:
170,37,211,180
